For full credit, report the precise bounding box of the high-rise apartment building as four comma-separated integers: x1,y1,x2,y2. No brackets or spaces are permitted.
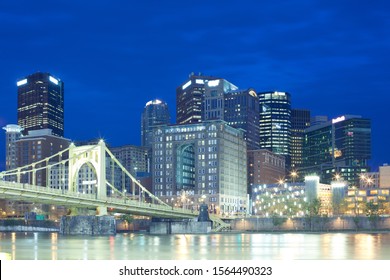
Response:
141,99,170,147
259,91,292,167
302,115,371,185
291,109,310,172
17,72,64,137
150,121,248,215
176,73,218,125
224,89,260,150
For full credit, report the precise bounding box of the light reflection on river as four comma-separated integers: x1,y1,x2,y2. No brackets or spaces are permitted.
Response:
0,232,390,260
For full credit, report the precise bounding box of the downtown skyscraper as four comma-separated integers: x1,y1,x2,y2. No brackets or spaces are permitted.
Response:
224,88,260,150
291,108,311,171
176,74,260,150
141,99,170,147
176,73,218,125
259,91,292,168
17,72,64,137
302,115,371,185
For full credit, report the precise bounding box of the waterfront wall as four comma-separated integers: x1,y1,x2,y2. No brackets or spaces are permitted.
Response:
150,220,212,234
0,219,59,232
231,216,390,231
0,225,58,232
60,215,116,235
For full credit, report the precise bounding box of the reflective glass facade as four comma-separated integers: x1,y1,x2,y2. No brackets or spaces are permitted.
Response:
302,115,371,185
259,91,292,167
291,109,311,171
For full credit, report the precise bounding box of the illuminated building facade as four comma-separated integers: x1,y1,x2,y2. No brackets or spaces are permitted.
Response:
17,72,64,137
176,73,217,125
291,109,310,172
252,176,350,217
141,99,170,147
151,121,247,216
346,187,390,215
258,91,292,168
251,182,305,216
302,115,371,185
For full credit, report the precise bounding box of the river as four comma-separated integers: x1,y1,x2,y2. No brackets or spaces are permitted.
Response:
1,231,390,260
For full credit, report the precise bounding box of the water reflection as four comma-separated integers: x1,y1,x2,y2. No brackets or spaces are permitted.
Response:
0,232,390,260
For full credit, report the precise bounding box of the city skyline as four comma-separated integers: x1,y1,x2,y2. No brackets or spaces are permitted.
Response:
0,1,389,171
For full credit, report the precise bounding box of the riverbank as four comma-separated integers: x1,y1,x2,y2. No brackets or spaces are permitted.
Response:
231,216,390,232
3,216,390,234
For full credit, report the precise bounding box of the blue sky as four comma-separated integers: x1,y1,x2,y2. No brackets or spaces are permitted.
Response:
0,0,389,170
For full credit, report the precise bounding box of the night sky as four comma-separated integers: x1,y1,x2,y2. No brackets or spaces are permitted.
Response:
0,0,389,171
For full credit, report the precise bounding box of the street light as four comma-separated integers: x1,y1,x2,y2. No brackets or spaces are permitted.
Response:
359,173,374,188
290,171,298,183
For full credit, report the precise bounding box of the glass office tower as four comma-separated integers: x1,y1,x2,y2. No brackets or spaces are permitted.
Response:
302,115,371,185
141,99,170,148
259,91,292,168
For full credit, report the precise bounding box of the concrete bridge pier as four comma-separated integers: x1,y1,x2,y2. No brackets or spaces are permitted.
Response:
60,215,116,235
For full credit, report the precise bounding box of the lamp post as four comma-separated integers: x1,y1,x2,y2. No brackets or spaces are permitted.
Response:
290,171,298,184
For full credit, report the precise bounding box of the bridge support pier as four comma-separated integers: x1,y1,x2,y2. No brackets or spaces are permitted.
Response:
60,215,116,235
97,206,108,216
150,219,212,234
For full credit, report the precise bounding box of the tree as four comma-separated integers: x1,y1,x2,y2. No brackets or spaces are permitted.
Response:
307,198,321,217
304,199,321,231
333,197,348,216
365,201,383,230
353,215,361,231
271,213,287,231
